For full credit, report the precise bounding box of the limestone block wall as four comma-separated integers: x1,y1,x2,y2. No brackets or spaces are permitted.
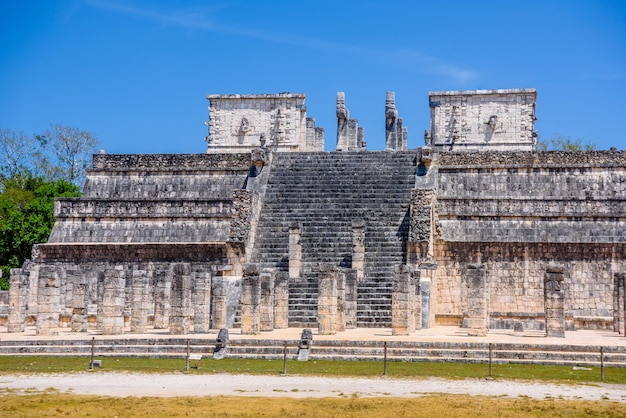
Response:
55,199,233,218
436,151,626,243
305,118,325,152
429,89,536,151
437,154,626,202
206,93,321,153
49,153,250,244
49,219,231,243
33,243,228,263
434,241,624,329
82,171,247,199
84,154,250,199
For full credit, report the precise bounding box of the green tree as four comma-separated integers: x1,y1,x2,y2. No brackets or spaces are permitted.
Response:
536,135,596,151
0,176,80,290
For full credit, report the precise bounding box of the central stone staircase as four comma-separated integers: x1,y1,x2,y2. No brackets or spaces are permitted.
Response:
250,151,417,327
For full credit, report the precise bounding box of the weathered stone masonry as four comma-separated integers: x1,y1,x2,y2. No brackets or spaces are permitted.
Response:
5,89,626,338
433,151,626,332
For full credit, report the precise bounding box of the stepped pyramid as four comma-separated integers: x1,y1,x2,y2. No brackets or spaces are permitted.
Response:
6,89,626,338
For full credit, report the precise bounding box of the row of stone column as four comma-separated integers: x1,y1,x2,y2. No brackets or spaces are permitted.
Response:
317,263,357,334
9,263,232,336
241,262,358,335
240,264,288,334
389,263,576,338
391,265,420,336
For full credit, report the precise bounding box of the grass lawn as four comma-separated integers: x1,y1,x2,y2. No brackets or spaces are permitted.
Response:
1,356,625,416
0,356,625,384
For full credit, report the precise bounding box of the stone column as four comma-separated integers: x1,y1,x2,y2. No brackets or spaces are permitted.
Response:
66,267,88,332
344,268,358,329
352,220,365,280
466,263,488,337
100,267,125,335
193,269,212,333
289,224,302,280
241,264,260,335
211,276,228,330
273,271,289,329
153,268,171,329
392,264,416,336
336,92,350,150
544,266,565,338
130,269,150,333
36,265,61,336
385,91,399,150
259,269,275,331
415,269,434,329
335,270,346,332
614,273,625,334
346,119,359,150
318,263,338,335
7,268,29,333
96,271,105,331
357,126,365,149
123,270,132,329
169,263,192,335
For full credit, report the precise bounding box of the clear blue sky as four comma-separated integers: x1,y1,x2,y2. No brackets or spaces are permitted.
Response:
1,0,625,153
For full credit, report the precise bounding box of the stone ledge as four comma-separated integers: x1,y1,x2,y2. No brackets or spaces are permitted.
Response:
33,243,229,263
438,150,626,167
92,153,251,170
207,93,305,100
54,199,234,218
437,198,626,218
429,88,536,97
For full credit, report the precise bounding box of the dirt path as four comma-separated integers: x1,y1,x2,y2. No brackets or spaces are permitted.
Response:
1,372,625,401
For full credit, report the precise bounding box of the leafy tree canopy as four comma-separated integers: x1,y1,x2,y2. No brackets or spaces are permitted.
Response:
0,124,97,289
0,124,100,187
536,135,596,151
0,175,81,290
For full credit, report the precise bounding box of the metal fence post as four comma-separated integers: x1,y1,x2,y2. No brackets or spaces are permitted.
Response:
282,340,288,375
186,339,190,371
601,346,605,382
89,337,95,370
489,343,493,378
383,341,388,376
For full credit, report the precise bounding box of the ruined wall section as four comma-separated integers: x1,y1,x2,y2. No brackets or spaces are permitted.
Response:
433,150,626,329
435,241,623,329
429,89,536,152
49,154,250,244
436,151,626,243
9,152,256,332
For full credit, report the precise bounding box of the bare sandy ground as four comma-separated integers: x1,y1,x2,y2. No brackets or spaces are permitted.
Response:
1,372,625,402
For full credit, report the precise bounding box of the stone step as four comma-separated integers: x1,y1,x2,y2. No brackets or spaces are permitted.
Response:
251,152,416,325
2,336,624,367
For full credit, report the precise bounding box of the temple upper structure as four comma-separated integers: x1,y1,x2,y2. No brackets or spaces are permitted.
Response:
427,88,537,152
205,93,324,153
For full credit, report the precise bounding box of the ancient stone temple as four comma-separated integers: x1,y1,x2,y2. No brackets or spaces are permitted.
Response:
5,88,626,337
